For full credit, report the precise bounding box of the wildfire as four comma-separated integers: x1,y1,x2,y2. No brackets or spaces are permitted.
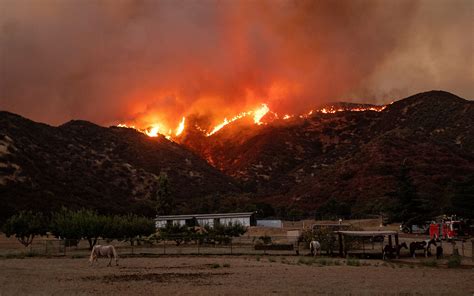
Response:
206,104,270,136
146,125,161,137
117,118,185,140
176,117,185,136
253,104,270,124
319,106,386,114
117,103,386,140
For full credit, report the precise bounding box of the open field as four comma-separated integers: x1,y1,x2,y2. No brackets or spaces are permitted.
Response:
0,256,473,295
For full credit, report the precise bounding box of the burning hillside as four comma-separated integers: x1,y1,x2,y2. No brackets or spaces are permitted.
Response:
0,90,472,220
117,103,387,140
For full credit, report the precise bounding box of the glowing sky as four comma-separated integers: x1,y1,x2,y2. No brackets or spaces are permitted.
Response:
0,0,472,128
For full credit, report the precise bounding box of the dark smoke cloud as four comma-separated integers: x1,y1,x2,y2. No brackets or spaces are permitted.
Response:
0,0,472,128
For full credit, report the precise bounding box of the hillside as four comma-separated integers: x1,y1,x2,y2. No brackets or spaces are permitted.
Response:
179,91,474,217
0,113,238,221
1,90,473,220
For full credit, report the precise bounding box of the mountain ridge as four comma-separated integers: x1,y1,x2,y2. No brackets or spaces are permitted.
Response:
1,90,473,220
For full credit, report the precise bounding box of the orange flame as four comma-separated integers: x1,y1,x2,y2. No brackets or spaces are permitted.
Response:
206,104,269,136
117,103,386,139
175,117,185,136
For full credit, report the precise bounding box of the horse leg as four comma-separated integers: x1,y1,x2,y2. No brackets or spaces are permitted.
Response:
107,255,112,267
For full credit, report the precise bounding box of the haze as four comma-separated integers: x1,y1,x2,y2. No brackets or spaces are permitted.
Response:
0,0,472,129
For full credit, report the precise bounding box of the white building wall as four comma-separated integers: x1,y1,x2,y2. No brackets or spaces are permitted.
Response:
198,218,214,227
156,220,166,228
157,215,252,229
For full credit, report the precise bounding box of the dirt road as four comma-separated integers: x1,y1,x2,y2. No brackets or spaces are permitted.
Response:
0,256,473,295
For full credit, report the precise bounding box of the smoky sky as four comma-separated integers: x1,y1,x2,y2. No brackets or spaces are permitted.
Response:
0,0,472,127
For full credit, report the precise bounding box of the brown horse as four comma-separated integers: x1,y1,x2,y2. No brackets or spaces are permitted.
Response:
89,245,118,266
409,239,436,258
383,242,408,260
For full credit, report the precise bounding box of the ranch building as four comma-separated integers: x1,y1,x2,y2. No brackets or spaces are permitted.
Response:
155,212,257,229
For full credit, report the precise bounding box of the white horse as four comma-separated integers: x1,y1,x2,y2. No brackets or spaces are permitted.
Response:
89,245,118,267
309,240,321,256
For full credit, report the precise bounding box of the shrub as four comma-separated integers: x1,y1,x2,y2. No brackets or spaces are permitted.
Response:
25,251,38,257
447,255,462,268
258,235,272,245
209,263,220,269
318,258,329,266
422,259,437,267
346,257,360,266
298,257,315,266
223,263,230,268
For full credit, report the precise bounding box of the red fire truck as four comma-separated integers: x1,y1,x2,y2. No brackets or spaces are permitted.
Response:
429,216,472,240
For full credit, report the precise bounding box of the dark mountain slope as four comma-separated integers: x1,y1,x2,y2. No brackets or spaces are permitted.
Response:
180,91,474,217
0,112,238,221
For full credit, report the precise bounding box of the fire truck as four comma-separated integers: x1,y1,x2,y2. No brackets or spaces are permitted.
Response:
429,216,472,240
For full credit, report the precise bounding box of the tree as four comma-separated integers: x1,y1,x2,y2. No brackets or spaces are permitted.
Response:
317,198,351,219
204,222,247,245
154,172,174,215
3,211,48,247
444,177,474,218
118,214,156,246
50,208,105,250
385,165,431,225
159,223,194,246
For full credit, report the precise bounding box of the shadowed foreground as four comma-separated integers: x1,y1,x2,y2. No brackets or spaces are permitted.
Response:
0,256,473,295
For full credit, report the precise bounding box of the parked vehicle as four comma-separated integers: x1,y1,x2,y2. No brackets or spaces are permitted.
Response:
429,216,474,240
399,223,430,234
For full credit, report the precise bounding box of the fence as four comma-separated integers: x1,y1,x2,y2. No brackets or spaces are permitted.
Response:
0,235,472,260
0,235,302,257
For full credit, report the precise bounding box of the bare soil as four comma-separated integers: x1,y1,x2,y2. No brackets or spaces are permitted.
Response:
0,256,473,295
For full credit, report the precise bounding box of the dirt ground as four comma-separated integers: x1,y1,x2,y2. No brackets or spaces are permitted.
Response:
0,256,473,295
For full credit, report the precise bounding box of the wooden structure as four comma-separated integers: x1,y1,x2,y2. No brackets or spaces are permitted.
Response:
335,230,399,258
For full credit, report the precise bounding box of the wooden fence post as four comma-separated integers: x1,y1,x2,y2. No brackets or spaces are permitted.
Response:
338,233,343,257
395,234,400,259
471,239,474,262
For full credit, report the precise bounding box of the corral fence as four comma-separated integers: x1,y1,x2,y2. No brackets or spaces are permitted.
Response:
0,235,302,257
0,235,473,260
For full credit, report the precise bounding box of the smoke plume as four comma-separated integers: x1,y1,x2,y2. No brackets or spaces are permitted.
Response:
0,0,472,129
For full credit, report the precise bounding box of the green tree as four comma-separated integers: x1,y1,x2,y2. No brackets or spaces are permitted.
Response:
3,211,48,247
154,172,174,215
385,165,431,225
159,223,194,246
318,198,351,219
50,208,105,250
204,222,247,245
119,214,156,246
449,177,474,218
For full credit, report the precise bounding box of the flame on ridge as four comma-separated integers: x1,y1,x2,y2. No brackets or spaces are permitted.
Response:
117,117,185,140
206,104,269,136
176,117,185,136
117,103,386,139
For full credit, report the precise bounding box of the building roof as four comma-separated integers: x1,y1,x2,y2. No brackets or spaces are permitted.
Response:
155,212,255,221
335,230,398,236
